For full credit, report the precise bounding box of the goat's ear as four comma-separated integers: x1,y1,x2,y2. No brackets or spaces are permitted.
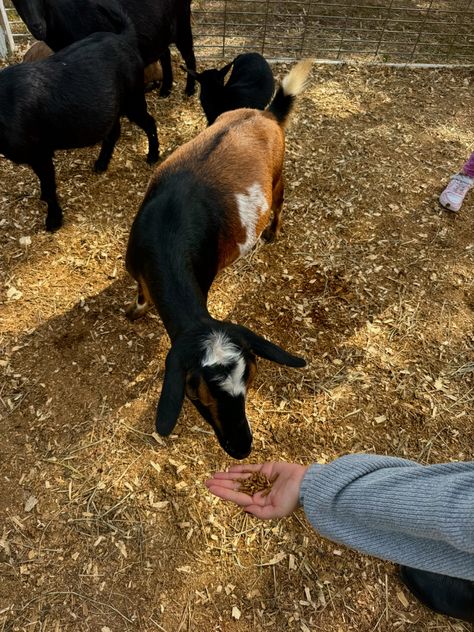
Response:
155,346,187,436
237,325,306,368
218,61,234,81
180,64,200,80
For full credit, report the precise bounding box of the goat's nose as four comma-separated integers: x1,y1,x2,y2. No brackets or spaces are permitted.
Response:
226,443,252,460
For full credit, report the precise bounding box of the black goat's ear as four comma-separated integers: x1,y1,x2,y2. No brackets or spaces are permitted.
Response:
181,64,200,80
237,325,306,368
218,61,234,80
155,346,187,436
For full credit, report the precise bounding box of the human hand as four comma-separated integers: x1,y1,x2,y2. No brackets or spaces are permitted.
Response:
205,462,307,519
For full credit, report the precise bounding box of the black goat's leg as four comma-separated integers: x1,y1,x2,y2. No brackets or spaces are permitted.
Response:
126,279,152,321
176,25,196,96
125,96,159,164
176,5,196,96
94,120,121,173
159,48,173,97
30,155,63,232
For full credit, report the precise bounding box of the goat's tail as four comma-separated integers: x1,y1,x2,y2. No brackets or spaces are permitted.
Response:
267,59,312,127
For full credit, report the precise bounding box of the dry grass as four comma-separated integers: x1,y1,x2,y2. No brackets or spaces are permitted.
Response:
0,50,473,631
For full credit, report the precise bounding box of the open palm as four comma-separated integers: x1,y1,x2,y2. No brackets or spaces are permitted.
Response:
205,462,307,519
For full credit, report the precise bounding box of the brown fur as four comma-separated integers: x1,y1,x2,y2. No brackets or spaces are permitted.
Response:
125,276,153,319
146,108,286,271
143,60,163,85
23,41,53,62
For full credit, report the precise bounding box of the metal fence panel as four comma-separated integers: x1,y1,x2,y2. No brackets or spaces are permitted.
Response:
193,0,474,64
4,0,474,65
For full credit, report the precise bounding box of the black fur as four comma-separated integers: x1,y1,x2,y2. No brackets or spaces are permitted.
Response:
0,12,158,231
188,53,274,125
267,86,296,126
126,168,306,458
11,0,197,96
400,566,474,622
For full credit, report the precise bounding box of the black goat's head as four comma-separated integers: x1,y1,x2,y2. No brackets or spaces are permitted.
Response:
12,0,47,40
181,62,235,124
181,61,233,88
155,323,305,459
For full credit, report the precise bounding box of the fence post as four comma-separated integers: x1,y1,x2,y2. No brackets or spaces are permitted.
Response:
0,0,15,58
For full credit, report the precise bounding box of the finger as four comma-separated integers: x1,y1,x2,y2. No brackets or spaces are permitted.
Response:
208,472,252,482
226,463,264,474
204,478,241,491
206,484,255,507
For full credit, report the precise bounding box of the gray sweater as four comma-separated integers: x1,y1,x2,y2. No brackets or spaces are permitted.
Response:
299,454,474,580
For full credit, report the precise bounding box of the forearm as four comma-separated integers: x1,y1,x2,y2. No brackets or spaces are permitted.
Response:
300,454,474,580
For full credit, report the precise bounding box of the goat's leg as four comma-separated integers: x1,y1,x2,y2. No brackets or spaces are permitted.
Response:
126,279,152,321
30,155,63,232
94,120,121,173
176,21,197,96
159,48,173,98
262,176,284,242
125,97,159,164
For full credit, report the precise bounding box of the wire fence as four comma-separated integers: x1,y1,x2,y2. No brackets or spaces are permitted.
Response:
192,0,474,65
4,0,474,66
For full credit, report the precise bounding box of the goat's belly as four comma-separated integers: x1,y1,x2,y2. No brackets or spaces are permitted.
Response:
235,182,270,257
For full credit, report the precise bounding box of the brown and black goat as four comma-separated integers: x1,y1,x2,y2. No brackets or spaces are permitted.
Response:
125,60,312,459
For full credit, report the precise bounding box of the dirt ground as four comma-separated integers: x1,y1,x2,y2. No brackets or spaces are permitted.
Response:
1,53,473,632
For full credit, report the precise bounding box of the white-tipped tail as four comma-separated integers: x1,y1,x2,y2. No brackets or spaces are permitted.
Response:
281,59,313,96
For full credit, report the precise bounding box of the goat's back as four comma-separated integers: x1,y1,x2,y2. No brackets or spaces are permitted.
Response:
0,32,143,159
151,109,284,197
30,0,190,65
138,109,286,275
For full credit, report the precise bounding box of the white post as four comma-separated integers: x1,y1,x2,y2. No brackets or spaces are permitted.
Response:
0,0,15,58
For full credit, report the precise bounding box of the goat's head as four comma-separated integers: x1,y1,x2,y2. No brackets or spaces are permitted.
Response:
181,62,235,124
155,322,305,459
181,61,233,88
13,0,47,40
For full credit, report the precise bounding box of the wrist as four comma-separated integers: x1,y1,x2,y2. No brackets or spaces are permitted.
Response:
299,463,324,507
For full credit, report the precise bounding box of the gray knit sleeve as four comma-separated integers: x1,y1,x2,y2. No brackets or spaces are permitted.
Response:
299,454,474,580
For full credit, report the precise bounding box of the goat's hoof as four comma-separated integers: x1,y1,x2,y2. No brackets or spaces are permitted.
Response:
159,86,172,98
45,216,63,233
144,81,161,94
185,86,196,97
125,302,147,321
262,227,276,243
147,152,159,165
93,161,108,173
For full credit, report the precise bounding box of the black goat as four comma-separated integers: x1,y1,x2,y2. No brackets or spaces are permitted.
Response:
0,8,158,231
11,0,196,97
125,60,312,458
184,53,274,125
22,40,163,92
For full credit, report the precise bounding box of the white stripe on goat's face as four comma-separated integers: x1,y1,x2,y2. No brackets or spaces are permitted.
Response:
218,356,246,397
235,183,269,256
201,331,246,397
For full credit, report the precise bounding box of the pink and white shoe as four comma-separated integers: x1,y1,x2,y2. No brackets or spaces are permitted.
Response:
439,173,474,212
